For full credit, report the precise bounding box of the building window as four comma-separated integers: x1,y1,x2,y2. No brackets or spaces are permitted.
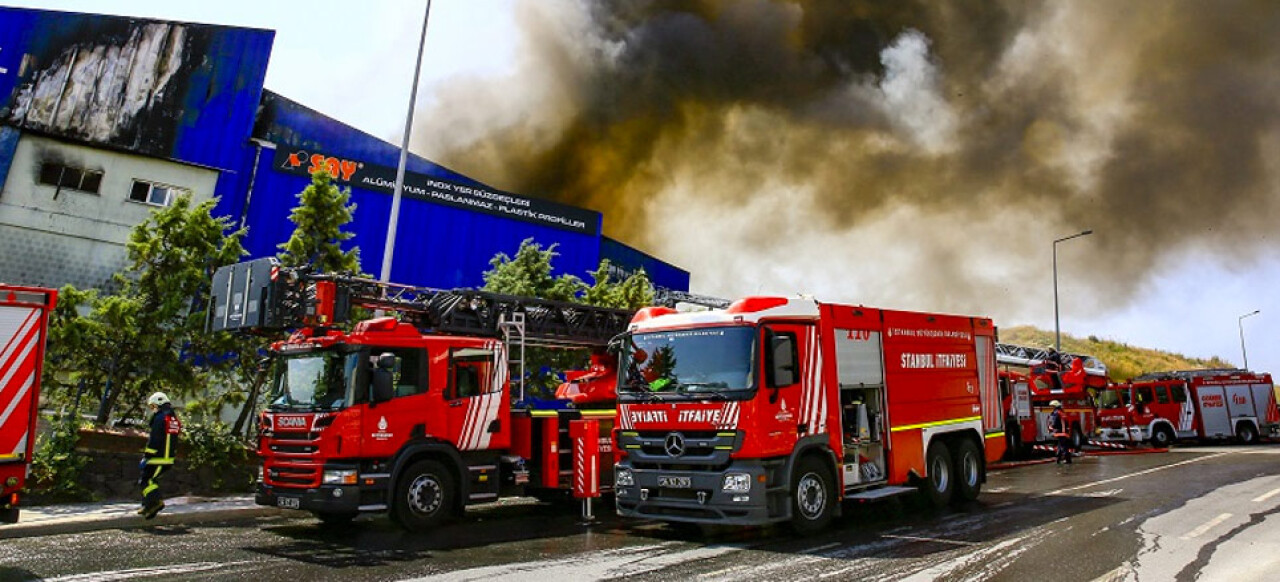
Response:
129,180,188,207
37,162,103,194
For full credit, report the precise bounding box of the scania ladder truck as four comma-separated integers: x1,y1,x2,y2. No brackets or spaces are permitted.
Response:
210,258,630,531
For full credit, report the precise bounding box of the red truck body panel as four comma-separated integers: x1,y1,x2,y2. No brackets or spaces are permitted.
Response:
1,285,57,524
1098,370,1277,443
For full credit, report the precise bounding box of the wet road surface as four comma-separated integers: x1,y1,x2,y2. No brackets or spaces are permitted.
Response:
3,445,1280,581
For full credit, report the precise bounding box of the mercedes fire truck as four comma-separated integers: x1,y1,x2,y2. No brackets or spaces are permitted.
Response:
210,259,629,531
611,296,1005,533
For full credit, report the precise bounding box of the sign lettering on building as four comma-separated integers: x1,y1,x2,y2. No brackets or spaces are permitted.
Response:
275,148,600,236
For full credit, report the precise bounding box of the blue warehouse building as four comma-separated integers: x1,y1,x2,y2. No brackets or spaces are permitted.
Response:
0,7,689,295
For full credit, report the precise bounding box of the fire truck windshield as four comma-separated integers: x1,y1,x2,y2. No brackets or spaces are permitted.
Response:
268,350,366,411
619,326,757,401
1096,389,1126,409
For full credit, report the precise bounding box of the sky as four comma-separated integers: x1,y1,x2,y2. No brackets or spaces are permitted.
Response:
8,1,1279,379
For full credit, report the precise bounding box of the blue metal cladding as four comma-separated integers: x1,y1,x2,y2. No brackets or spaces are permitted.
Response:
240,93,603,290
600,237,690,292
0,8,273,172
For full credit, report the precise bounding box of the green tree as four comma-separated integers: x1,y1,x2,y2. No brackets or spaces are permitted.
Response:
483,239,654,400
277,169,361,273
42,195,247,424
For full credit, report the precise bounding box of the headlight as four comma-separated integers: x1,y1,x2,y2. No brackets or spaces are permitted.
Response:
256,465,264,483
722,472,751,493
616,467,634,487
322,469,357,485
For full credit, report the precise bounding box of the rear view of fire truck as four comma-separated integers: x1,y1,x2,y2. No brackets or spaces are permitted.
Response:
210,259,630,531
612,297,1004,533
996,343,1108,457
1,285,57,524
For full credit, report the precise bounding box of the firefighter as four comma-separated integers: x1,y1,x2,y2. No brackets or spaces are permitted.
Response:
137,391,181,519
1048,400,1072,464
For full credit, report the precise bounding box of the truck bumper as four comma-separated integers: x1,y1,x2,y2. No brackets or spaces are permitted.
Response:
1096,427,1141,442
614,459,781,526
256,481,362,514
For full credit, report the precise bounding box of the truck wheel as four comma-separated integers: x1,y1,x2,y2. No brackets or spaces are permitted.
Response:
919,440,953,508
314,511,358,526
789,456,835,535
1070,425,1085,452
1150,425,1175,448
1005,423,1022,461
952,439,983,504
393,460,455,532
1236,422,1259,445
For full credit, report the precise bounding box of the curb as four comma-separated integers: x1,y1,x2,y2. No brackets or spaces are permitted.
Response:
0,503,286,540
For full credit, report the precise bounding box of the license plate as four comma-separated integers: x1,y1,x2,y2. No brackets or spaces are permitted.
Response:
658,476,691,488
277,496,300,509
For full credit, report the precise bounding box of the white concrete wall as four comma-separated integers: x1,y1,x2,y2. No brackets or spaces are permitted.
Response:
0,134,218,290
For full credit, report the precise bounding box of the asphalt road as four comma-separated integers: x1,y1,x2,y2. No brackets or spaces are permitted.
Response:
3,445,1280,581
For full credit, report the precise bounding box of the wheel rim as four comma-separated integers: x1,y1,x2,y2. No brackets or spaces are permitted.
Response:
796,472,826,519
962,451,980,488
407,474,443,516
930,454,950,492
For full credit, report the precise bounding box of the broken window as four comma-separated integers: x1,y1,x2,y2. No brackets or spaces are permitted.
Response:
37,162,103,194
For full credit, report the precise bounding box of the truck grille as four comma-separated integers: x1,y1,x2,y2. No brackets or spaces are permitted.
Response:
266,460,320,488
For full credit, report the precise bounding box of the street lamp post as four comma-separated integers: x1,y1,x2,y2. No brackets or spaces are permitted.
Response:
379,1,433,283
1053,229,1093,351
1239,310,1260,370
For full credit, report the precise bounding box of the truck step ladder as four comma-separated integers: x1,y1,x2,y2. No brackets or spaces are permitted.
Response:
844,486,917,501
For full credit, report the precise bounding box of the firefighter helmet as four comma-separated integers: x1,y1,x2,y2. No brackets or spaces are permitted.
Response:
147,392,170,407
1050,399,1062,408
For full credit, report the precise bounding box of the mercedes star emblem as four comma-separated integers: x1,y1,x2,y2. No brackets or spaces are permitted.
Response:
664,432,686,457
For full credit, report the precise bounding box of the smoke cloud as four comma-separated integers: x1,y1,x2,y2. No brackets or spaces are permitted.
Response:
414,0,1280,323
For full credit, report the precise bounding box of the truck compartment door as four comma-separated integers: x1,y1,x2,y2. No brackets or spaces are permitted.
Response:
1196,386,1231,437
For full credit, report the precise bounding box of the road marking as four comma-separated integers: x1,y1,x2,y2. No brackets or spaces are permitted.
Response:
45,561,254,581
1047,452,1232,495
1251,487,1280,503
1086,488,1124,497
1180,513,1233,540
882,534,977,546
803,542,841,553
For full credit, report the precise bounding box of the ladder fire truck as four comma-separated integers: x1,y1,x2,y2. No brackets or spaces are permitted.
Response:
1,284,57,524
209,258,632,531
996,343,1108,456
1096,369,1279,446
611,296,1005,533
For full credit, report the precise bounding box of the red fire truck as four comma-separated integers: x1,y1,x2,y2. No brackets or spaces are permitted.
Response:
1,284,57,524
611,296,1005,533
210,259,629,531
1096,369,1279,446
996,343,1109,456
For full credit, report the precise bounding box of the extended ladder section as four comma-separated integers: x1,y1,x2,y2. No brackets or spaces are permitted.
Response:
210,258,632,348
995,342,1108,377
652,288,730,310
1134,369,1255,382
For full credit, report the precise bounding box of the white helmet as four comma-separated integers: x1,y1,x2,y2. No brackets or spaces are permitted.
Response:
147,392,170,407
1050,400,1062,408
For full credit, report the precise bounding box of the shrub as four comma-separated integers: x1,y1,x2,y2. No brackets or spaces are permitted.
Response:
182,416,252,491
27,414,93,501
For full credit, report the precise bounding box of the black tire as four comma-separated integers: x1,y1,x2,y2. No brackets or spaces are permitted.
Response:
789,456,835,535
313,511,358,526
1236,422,1259,445
919,440,954,508
1,506,17,524
1005,423,1022,461
952,439,983,504
392,460,455,532
1149,425,1175,448
1070,425,1085,452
